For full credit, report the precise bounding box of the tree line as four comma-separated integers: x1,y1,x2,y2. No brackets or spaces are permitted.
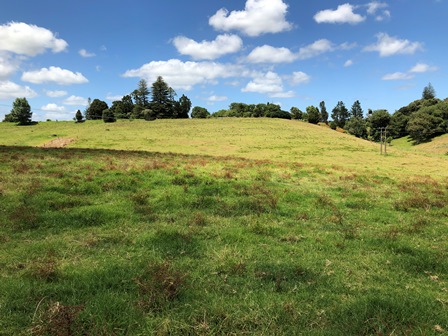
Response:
3,79,447,144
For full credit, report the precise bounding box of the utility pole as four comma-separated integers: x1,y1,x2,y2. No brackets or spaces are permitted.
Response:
379,127,388,155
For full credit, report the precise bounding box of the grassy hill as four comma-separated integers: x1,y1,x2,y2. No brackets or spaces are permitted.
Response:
1,118,447,177
0,119,447,335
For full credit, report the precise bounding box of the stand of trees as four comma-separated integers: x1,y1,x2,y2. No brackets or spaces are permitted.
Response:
85,77,192,122
210,102,291,119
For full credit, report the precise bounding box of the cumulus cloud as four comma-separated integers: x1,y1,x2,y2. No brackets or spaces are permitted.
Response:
409,63,438,73
297,39,334,60
382,62,438,81
291,71,311,85
0,80,37,100
246,45,297,63
21,66,88,85
382,72,414,81
209,0,293,36
173,34,242,60
0,54,18,79
123,59,247,90
344,60,354,67
0,22,68,56
314,3,365,24
242,71,294,97
41,103,66,112
79,49,96,57
206,95,228,102
45,90,67,98
364,33,423,57
63,95,88,106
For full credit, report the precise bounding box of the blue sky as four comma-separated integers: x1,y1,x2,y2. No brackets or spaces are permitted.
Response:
0,0,447,121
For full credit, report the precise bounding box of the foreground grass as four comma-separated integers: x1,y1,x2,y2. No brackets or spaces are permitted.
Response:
1,146,447,335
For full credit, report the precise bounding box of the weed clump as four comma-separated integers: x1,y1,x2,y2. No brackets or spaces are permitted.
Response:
134,261,188,312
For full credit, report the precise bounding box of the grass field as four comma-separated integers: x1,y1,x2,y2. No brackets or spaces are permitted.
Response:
0,119,447,335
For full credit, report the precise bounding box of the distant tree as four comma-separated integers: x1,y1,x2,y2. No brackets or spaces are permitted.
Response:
120,95,134,118
422,83,436,100
406,102,448,143
319,101,328,123
191,106,210,118
367,109,391,141
75,110,83,122
150,76,175,118
143,109,156,121
290,107,303,120
176,94,191,118
306,105,320,124
345,117,367,138
102,108,116,123
3,98,33,125
132,79,150,108
331,101,349,128
86,99,108,120
350,100,364,119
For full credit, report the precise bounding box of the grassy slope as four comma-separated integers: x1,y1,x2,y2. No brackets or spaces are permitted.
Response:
392,134,448,155
1,118,447,178
0,119,447,335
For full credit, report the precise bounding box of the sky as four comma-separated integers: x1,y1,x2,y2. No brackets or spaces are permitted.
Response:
0,0,447,121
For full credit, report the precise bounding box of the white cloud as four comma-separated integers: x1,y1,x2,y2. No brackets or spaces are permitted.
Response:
382,72,414,81
364,33,423,57
207,95,228,102
0,22,68,56
409,63,438,73
366,2,390,21
344,60,354,67
0,53,18,79
45,90,67,98
0,80,37,100
209,0,293,37
21,66,88,85
242,71,293,97
123,59,247,90
173,34,242,60
106,94,123,102
63,95,88,106
298,39,334,60
41,103,66,112
314,4,365,24
291,71,311,85
79,49,96,58
247,45,297,63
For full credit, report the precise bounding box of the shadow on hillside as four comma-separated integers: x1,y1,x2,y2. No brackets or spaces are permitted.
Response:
0,145,272,164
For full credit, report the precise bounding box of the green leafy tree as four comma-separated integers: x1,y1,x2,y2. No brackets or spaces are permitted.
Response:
367,109,391,141
150,76,175,119
350,100,364,119
331,101,349,128
86,99,108,120
3,98,33,125
345,117,367,138
75,110,83,122
191,106,210,118
306,105,320,124
290,107,303,120
176,94,191,118
102,108,116,123
319,101,328,123
422,83,436,100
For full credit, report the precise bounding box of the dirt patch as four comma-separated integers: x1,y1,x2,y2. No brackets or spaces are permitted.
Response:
40,138,76,148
